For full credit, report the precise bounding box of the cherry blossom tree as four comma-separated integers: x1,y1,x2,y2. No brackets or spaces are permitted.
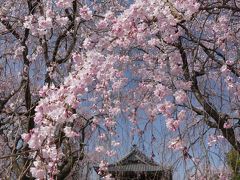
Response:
0,0,122,179
1,0,240,179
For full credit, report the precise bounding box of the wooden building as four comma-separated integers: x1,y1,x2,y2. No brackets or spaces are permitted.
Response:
95,145,172,180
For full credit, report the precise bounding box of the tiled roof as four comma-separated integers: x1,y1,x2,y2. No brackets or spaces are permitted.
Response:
115,145,158,166
104,145,171,172
107,163,164,172
94,145,172,175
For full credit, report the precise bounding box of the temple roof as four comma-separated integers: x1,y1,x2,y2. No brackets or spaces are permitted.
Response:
113,145,158,166
100,145,170,173
107,163,163,172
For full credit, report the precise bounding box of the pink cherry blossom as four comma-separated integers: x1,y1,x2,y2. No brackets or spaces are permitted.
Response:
223,120,232,129
111,140,120,147
208,135,224,147
79,6,93,20
98,161,108,173
168,138,184,150
30,167,46,180
63,127,79,138
56,16,68,26
178,110,186,121
38,16,52,30
95,146,105,153
56,0,74,8
165,118,180,131
158,101,175,117
21,133,31,142
174,90,188,104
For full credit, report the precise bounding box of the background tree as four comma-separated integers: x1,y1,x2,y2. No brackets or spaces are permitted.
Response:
227,148,240,179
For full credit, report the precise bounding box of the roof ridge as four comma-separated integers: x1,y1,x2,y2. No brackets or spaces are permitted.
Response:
114,146,158,166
